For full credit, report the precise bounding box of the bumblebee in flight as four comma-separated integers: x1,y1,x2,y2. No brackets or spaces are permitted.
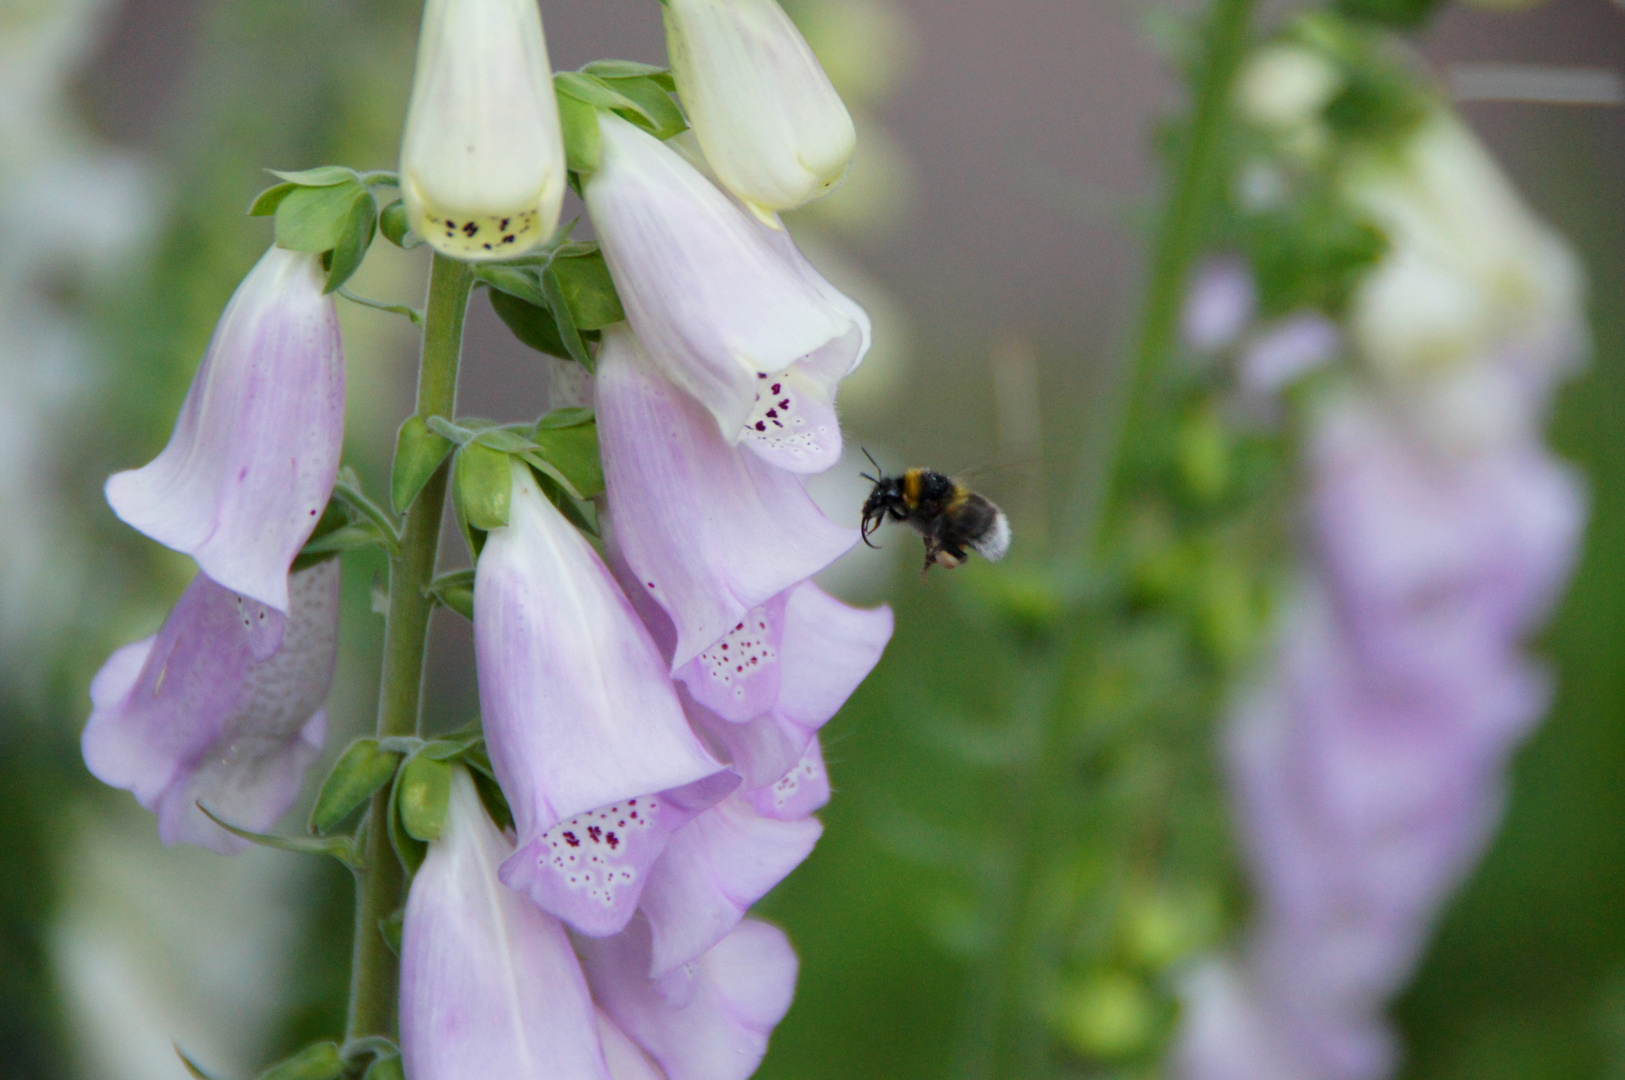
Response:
859,451,1011,573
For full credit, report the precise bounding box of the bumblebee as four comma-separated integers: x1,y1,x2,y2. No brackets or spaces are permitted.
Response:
860,451,1011,573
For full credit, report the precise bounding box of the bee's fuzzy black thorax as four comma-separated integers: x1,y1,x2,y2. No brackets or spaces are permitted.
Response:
859,463,1010,572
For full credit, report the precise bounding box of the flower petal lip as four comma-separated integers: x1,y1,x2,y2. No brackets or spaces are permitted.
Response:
81,561,340,854
401,769,611,1080
595,327,857,669
475,459,725,848
104,247,344,614
585,114,863,454
400,0,566,260
664,0,856,213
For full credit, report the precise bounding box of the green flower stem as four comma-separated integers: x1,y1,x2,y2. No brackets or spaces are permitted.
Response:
345,254,475,1041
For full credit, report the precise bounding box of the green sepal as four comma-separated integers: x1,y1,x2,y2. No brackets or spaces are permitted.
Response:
269,166,360,188
538,406,595,430
177,1047,230,1080
581,59,674,88
322,190,378,294
309,738,402,835
530,412,603,499
454,442,514,531
378,909,405,958
249,183,297,217
551,249,624,330
195,804,361,870
534,468,599,537
474,265,549,307
392,415,456,514
603,76,687,140
488,288,570,359
296,519,393,558
469,763,515,832
256,1043,344,1080
378,199,421,249
363,1056,404,1080
426,570,476,620
556,90,602,175
275,181,368,254
386,766,428,875
398,754,454,842
542,263,593,371
291,500,353,572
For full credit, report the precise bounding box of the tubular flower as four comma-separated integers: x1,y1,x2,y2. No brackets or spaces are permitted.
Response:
474,461,726,917
579,917,799,1080
585,117,866,465
594,325,856,669
401,769,611,1080
399,0,566,260
81,560,340,854
663,0,856,216
104,246,344,613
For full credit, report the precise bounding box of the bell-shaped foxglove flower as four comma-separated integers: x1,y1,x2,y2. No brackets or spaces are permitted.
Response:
585,117,866,467
663,0,855,216
401,769,611,1080
104,246,343,613
597,1010,665,1080
579,916,798,1080
399,0,566,260
475,461,726,914
595,326,856,668
81,560,339,854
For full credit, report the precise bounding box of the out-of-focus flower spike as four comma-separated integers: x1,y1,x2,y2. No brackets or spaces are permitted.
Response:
105,247,343,613
400,768,611,1080
594,327,856,668
580,917,798,1080
664,0,855,216
475,459,724,875
81,561,339,853
640,789,823,977
585,117,865,468
399,0,566,260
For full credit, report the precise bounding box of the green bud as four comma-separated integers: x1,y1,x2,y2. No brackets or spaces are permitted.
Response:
556,91,603,175
1054,971,1158,1060
378,199,421,249
398,754,454,842
455,443,515,531
378,909,405,958
309,739,401,835
392,415,457,514
363,1057,404,1080
1177,407,1232,503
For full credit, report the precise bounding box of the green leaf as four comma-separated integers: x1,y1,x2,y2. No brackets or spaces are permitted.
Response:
537,406,594,430
542,263,593,371
469,766,515,832
489,288,570,359
455,443,514,531
556,91,602,175
269,165,360,187
474,265,549,307
392,415,457,514
378,199,421,249
378,910,404,959
398,754,454,842
323,189,378,294
309,739,401,835
387,767,428,875
249,183,297,217
176,1047,230,1080
195,804,361,869
470,426,538,454
296,519,392,557
581,59,673,86
257,1043,344,1080
530,417,603,498
552,249,625,330
275,181,367,254
426,570,476,620
604,76,687,139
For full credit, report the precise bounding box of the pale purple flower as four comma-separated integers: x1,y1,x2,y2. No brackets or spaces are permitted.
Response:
579,916,799,1080
584,114,866,470
1183,256,1257,352
475,459,727,928
594,324,857,669
401,769,611,1080
104,246,344,613
81,560,339,854
1239,314,1341,397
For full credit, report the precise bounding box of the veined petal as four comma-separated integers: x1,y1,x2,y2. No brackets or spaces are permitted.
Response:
580,918,798,1080
81,561,340,853
400,0,566,260
104,247,344,613
595,329,856,668
597,1010,665,1080
503,771,739,939
664,0,855,213
641,790,823,977
401,770,610,1080
476,460,723,846
585,114,861,455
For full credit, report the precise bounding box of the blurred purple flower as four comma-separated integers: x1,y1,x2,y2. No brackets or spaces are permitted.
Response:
81,559,339,853
105,246,344,613
1183,256,1257,353
1239,314,1341,397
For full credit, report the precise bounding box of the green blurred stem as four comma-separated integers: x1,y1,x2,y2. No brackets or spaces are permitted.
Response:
345,254,474,1041
973,1,1256,1076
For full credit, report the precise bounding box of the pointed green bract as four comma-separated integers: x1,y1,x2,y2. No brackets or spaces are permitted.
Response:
455,442,516,530
393,415,457,514
310,739,403,835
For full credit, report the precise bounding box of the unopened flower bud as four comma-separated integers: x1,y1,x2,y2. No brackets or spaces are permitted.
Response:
400,0,566,260
664,0,856,216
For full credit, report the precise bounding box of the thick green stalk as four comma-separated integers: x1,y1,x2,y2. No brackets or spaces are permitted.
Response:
345,254,474,1041
971,2,1256,1076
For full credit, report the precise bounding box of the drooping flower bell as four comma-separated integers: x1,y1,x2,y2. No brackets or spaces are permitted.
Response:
399,0,566,260
662,0,856,217
105,246,344,613
474,460,728,929
584,117,866,466
81,560,340,853
401,768,611,1080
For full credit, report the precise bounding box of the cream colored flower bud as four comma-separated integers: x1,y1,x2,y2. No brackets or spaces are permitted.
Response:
400,0,566,261
664,0,856,218
1236,43,1343,134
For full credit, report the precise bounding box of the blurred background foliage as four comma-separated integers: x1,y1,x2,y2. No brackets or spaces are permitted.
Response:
0,1,1622,1079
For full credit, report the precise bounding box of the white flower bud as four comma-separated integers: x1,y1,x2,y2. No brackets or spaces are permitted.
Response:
1235,44,1343,134
664,0,856,217
399,0,566,261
